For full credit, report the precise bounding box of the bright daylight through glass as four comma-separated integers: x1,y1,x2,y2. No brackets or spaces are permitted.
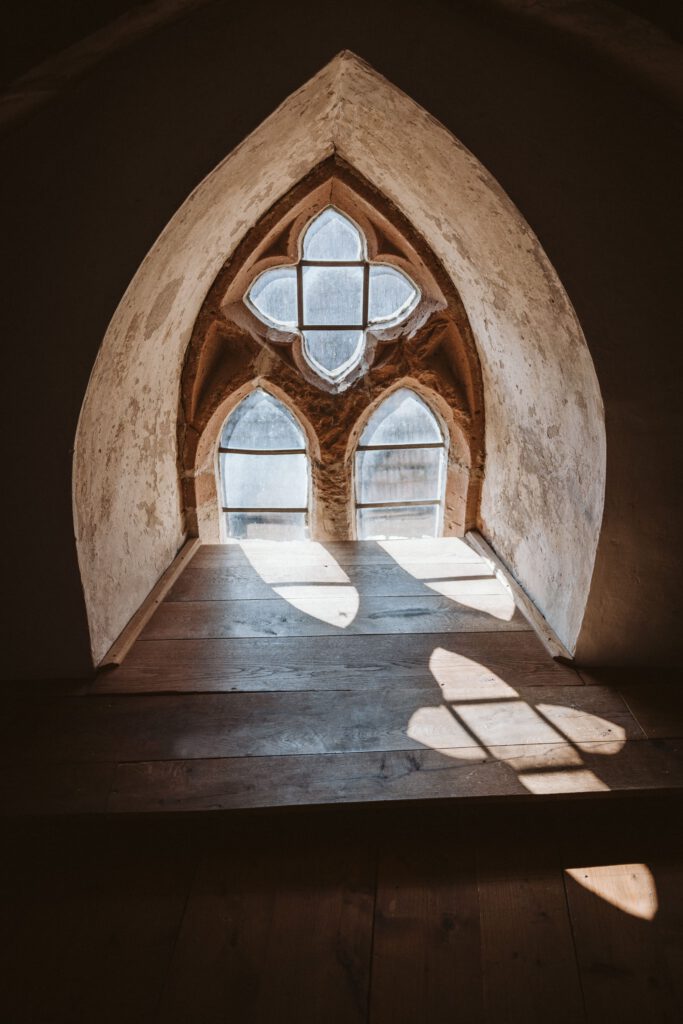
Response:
355,388,446,539
219,389,309,540
245,208,420,385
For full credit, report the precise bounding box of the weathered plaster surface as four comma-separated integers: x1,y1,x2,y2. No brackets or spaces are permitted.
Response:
74,51,605,663
328,58,606,654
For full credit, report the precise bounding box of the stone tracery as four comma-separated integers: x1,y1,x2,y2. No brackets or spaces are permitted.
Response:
180,159,483,545
245,207,420,389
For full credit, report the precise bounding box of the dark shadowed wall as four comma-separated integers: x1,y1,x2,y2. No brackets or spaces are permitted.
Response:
2,0,681,677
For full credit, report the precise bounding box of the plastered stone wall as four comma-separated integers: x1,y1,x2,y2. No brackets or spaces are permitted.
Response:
74,52,605,664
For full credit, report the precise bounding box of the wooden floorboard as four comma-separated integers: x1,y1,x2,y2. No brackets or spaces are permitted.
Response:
103,738,683,814
565,861,682,1023
2,819,198,1024
370,830,483,1023
0,760,115,815
0,684,642,766
139,594,530,640
2,801,682,1023
3,540,680,819
98,630,579,694
158,827,374,1024
613,684,683,739
192,538,485,569
477,847,585,1023
166,563,501,602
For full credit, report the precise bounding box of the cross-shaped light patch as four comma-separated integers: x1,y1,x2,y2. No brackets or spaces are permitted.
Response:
245,207,420,386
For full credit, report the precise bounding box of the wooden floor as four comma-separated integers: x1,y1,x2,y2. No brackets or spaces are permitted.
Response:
1,538,682,814
3,538,683,1022
3,798,683,1023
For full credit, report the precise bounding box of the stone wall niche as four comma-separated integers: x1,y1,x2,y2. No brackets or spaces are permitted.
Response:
73,51,605,665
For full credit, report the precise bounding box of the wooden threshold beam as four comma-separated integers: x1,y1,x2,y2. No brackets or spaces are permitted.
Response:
99,538,202,668
466,529,573,662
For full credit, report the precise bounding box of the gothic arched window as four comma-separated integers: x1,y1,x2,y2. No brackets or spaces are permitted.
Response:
218,389,309,540
245,207,420,387
355,388,447,539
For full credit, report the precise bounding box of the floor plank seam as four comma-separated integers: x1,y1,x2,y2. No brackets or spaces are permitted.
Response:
5,733,673,773
136,626,534,642
561,866,590,1023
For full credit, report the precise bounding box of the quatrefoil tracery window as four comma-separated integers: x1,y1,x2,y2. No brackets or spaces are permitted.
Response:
245,207,420,387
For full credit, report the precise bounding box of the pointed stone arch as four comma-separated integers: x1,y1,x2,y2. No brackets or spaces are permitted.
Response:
73,51,605,664
180,155,482,552
191,377,320,544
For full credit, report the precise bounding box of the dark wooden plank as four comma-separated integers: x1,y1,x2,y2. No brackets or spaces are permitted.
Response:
107,739,683,814
1,689,482,763
109,747,511,812
166,562,499,601
0,684,635,766
139,594,530,640
0,761,114,815
159,826,374,1023
615,685,683,739
650,860,683,1014
370,831,484,1023
97,631,580,694
565,860,682,1022
2,819,199,1023
477,840,585,1023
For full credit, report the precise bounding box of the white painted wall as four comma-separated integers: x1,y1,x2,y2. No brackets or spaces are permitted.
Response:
73,51,605,663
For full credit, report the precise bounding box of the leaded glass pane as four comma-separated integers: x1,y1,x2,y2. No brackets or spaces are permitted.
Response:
220,390,305,451
221,452,308,508
360,389,443,447
244,207,422,388
302,208,363,260
225,511,308,541
368,265,419,325
355,447,443,505
303,330,364,381
357,505,439,540
302,265,364,326
247,267,298,328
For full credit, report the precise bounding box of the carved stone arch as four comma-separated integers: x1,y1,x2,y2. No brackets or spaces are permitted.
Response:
181,156,483,547
190,378,320,544
74,51,605,664
345,376,473,537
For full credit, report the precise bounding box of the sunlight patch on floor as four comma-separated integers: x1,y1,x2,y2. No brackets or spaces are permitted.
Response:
406,706,487,760
379,537,482,571
413,646,623,793
518,769,610,794
428,648,519,701
537,703,627,754
272,584,359,627
454,700,564,747
430,591,516,620
239,541,351,584
239,542,359,624
566,864,658,919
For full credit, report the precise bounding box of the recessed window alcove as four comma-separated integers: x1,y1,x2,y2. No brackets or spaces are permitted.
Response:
73,52,605,666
